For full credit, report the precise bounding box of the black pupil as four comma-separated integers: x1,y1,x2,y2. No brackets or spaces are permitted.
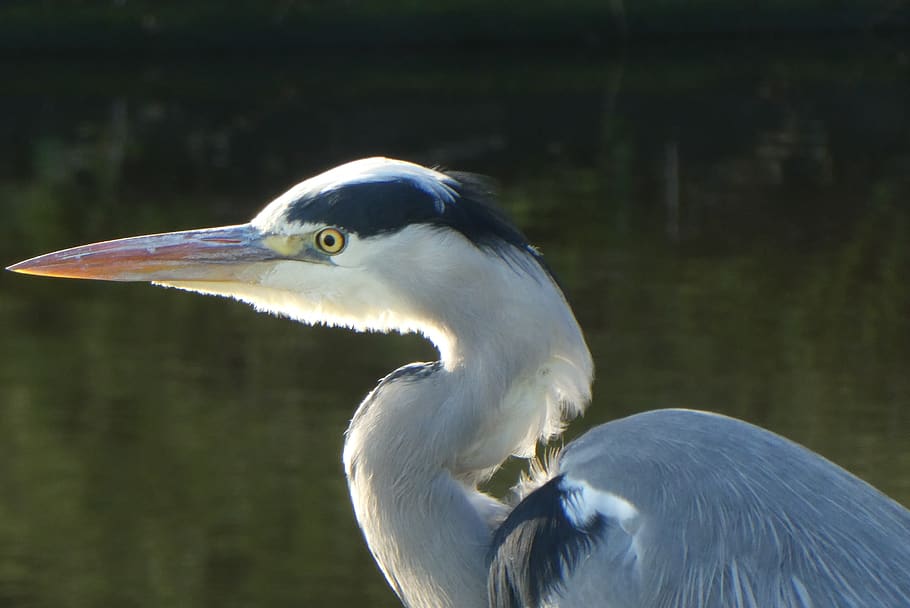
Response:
323,233,336,248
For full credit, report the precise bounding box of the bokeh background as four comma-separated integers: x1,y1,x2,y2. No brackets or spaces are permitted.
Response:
1,2,909,606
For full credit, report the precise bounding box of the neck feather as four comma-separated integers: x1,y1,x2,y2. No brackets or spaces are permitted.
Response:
343,250,593,608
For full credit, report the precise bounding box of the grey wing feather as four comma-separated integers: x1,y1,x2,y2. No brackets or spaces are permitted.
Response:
548,408,910,608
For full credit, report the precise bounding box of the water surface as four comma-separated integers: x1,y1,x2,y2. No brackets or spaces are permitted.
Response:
1,41,908,607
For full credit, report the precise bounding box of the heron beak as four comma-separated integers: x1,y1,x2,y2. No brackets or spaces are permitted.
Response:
5,224,279,282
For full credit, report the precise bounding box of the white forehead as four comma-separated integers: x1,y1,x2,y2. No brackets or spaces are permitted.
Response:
251,157,458,232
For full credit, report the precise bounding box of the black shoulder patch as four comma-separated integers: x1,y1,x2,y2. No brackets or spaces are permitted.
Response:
488,475,606,608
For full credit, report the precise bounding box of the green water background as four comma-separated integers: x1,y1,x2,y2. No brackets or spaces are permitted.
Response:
0,31,909,608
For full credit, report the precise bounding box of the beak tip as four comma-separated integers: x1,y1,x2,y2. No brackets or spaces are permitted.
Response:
6,260,49,277
6,256,82,278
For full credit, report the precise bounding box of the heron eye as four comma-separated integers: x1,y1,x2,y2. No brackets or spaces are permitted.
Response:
315,228,346,254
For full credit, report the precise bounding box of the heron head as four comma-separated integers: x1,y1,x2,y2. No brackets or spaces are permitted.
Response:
7,158,559,357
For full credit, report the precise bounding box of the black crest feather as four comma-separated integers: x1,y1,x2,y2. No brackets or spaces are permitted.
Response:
283,168,533,254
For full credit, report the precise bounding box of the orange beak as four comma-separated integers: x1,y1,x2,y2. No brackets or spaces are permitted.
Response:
6,224,277,282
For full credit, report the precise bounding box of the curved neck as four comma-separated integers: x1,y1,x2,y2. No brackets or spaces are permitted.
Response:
342,256,593,608
344,366,505,608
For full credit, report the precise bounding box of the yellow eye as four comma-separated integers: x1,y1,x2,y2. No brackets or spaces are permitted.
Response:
315,228,346,254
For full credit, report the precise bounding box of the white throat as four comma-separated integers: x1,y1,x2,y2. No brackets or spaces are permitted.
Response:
341,235,593,608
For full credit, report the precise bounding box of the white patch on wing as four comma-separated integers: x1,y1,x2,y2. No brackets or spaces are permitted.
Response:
559,476,641,537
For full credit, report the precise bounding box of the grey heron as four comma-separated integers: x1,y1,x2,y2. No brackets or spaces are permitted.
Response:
7,157,910,608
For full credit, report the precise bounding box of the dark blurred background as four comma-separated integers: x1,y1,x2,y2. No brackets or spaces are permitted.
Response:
0,2,909,607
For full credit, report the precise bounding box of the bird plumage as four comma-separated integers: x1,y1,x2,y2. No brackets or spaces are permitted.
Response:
8,157,910,608
493,409,910,607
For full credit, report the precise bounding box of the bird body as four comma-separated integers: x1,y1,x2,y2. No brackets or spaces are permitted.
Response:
8,157,910,608
493,409,910,607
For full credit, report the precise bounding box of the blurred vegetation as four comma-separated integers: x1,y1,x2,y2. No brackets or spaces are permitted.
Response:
0,0,908,52
0,39,909,608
